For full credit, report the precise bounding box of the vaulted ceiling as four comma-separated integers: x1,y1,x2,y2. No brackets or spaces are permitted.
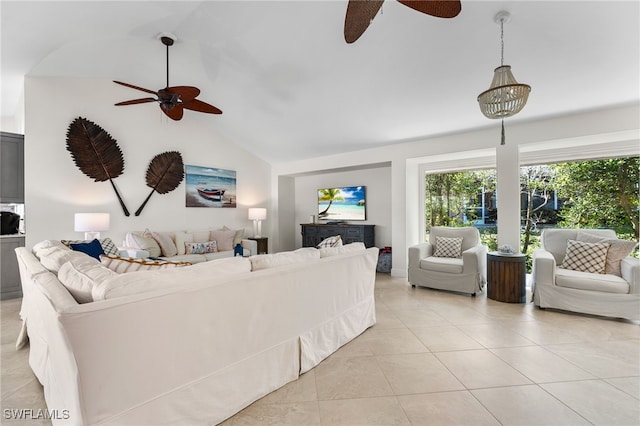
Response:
2,1,638,162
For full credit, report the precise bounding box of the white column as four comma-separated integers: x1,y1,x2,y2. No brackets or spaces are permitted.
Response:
496,142,521,252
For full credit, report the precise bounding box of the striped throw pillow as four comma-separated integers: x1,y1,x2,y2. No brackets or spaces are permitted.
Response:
100,255,191,273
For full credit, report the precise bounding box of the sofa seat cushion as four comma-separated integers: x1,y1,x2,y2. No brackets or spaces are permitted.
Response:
92,256,252,300
203,251,234,261
100,255,192,273
160,254,207,263
419,256,464,274
555,268,629,294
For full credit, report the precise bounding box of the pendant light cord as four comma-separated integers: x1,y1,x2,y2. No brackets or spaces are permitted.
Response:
500,17,505,145
500,18,504,66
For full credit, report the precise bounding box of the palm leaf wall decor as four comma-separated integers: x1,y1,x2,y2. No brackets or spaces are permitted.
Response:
66,117,130,216
135,151,184,216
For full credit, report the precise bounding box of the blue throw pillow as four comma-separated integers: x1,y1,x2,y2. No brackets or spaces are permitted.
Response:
70,239,105,260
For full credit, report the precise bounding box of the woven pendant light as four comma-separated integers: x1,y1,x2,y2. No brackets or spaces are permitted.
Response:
477,11,531,144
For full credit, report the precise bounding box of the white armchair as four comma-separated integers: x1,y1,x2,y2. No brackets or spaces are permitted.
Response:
408,226,487,296
532,228,640,320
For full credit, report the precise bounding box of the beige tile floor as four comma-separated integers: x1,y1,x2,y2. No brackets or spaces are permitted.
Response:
2,274,639,425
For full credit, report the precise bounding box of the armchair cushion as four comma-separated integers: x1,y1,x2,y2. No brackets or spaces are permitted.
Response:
560,239,610,274
433,236,462,258
420,257,463,274
555,268,629,294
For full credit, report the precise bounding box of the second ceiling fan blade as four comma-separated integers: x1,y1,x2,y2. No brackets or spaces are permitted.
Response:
183,99,222,114
167,86,200,101
397,0,461,18
344,0,385,43
115,97,157,106
113,80,158,95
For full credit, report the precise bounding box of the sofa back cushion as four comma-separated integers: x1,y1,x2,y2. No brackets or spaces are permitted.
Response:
429,226,479,253
542,229,616,264
319,242,366,258
35,245,91,274
250,247,320,271
58,256,119,303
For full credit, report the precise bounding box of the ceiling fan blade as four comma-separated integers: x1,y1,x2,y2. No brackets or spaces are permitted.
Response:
114,97,157,106
161,104,184,121
344,0,385,43
167,86,200,101
397,0,461,18
113,80,158,95
182,98,223,115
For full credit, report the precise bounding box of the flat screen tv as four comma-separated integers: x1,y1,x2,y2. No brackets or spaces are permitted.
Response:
317,186,366,222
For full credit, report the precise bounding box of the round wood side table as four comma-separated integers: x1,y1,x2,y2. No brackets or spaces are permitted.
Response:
487,252,527,303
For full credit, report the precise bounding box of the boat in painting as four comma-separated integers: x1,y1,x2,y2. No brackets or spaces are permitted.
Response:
197,188,226,201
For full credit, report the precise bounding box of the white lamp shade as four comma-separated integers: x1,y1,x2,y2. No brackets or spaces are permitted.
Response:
74,213,110,232
248,208,267,221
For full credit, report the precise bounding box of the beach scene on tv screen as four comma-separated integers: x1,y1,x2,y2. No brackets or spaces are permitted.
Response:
318,186,366,221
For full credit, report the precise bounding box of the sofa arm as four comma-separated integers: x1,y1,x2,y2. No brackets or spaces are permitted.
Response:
241,239,258,256
462,244,487,277
408,243,432,268
621,256,640,294
532,248,556,288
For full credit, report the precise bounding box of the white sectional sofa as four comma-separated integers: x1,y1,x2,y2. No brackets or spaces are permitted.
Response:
15,241,379,425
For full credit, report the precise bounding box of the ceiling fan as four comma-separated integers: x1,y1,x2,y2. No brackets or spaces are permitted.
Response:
114,34,222,120
344,0,462,43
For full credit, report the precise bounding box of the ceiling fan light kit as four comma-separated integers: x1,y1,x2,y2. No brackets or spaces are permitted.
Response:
113,33,222,120
477,11,531,145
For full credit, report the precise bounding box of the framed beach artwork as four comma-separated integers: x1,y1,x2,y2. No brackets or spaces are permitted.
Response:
185,165,236,208
318,186,366,221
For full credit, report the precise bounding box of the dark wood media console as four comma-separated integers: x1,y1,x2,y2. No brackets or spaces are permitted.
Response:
301,223,375,248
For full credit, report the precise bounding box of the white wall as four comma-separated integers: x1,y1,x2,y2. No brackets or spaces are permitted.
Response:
24,77,271,247
289,165,392,250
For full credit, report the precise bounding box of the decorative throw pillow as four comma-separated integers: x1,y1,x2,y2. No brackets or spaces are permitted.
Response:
69,239,105,260
316,235,343,248
185,240,218,254
100,255,191,273
209,229,236,252
151,232,178,257
62,238,119,257
560,239,610,274
433,236,463,258
577,231,638,276
124,231,162,257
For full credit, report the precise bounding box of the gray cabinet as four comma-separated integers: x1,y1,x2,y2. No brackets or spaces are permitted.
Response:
1,236,25,300
1,132,25,203
301,224,375,248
